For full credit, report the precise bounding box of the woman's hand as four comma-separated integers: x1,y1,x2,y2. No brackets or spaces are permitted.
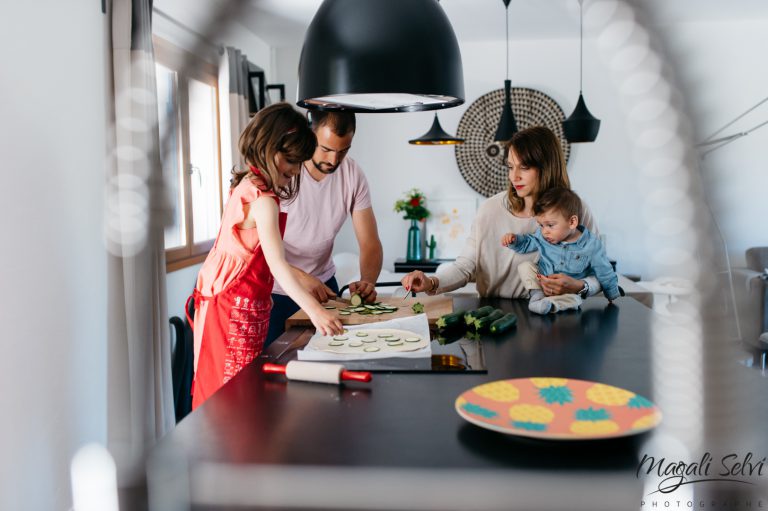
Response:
308,306,344,337
538,273,584,296
400,270,432,293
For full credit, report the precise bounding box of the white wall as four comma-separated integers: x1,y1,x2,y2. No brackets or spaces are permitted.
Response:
663,19,768,268
273,18,768,282
310,35,648,277
0,2,109,509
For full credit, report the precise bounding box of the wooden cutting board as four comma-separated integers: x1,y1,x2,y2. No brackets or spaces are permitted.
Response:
285,296,453,329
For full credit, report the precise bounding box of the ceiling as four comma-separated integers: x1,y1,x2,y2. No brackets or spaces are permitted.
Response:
154,0,768,48
237,0,768,47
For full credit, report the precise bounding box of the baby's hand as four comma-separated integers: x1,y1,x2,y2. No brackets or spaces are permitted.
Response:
501,233,516,246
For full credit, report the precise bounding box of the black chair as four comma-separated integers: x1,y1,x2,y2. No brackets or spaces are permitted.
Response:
170,297,195,422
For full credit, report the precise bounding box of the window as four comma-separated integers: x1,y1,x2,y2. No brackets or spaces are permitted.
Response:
154,37,223,271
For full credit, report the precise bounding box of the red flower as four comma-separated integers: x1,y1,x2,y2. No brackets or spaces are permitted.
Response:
410,197,420,207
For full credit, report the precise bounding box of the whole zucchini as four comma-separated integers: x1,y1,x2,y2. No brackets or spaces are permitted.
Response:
436,310,466,330
472,309,505,331
489,313,517,335
464,305,496,326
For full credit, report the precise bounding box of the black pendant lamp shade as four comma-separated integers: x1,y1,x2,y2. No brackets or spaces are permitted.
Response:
563,92,600,142
409,113,464,145
297,0,465,112
563,0,600,143
494,79,518,142
494,0,517,143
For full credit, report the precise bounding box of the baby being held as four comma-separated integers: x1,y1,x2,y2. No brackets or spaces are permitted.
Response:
501,187,619,314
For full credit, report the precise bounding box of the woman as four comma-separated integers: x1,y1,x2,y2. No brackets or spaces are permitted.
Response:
190,103,343,409
401,126,601,299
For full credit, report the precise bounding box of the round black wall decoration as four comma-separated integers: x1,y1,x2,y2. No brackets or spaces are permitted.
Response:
454,87,571,197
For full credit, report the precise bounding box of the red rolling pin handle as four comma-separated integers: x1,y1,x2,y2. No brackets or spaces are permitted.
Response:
340,370,372,382
263,363,288,375
262,363,372,382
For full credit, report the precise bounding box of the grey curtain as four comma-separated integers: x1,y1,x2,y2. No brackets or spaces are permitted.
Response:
106,0,175,482
219,47,251,178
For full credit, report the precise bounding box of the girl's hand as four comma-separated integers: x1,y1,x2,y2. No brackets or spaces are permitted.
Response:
501,233,516,246
538,273,583,296
400,270,430,293
308,306,344,337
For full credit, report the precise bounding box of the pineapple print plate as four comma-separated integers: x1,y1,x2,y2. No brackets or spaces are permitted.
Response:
455,378,662,440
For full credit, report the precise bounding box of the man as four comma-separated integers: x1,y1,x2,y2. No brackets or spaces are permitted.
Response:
266,110,383,345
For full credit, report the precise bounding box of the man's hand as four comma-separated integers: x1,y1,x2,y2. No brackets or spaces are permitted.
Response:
349,280,377,303
537,273,583,296
297,272,336,303
501,232,516,246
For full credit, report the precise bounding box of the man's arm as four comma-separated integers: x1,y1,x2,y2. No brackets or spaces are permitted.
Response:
349,207,383,302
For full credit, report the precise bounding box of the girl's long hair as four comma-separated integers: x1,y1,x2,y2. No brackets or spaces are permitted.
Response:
505,126,570,214
231,102,316,201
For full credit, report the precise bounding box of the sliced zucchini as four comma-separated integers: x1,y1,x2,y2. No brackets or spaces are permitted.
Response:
372,311,384,315
364,305,378,310
412,302,425,314
355,332,369,337
324,305,336,309
363,346,380,352
378,334,393,339
328,341,345,346
333,336,348,341
348,341,363,347
405,337,421,343
350,293,363,306
339,311,352,316
387,342,404,347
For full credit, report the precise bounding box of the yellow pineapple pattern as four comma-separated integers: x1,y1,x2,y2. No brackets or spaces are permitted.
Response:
570,420,620,435
508,404,554,424
474,381,520,402
586,383,635,406
530,378,568,388
632,413,662,430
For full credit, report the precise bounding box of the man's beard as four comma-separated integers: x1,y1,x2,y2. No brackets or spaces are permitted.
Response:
312,159,339,174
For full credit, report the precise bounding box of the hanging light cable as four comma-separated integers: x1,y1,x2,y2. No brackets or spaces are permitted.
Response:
494,0,518,143
408,0,464,145
562,0,601,143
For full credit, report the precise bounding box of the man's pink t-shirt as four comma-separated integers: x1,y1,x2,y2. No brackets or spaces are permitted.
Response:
272,156,372,295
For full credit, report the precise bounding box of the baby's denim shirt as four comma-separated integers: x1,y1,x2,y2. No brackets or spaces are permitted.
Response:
510,225,620,300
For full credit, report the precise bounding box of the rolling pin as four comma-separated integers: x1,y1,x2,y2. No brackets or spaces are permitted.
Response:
263,361,372,384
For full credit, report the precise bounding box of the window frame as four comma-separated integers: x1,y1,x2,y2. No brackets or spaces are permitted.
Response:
154,36,223,272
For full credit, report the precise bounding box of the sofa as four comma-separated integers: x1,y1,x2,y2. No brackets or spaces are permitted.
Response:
733,247,768,361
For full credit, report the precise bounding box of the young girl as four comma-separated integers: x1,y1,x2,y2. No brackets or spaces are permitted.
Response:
188,103,343,409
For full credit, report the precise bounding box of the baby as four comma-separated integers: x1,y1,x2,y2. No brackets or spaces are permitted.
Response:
501,187,620,314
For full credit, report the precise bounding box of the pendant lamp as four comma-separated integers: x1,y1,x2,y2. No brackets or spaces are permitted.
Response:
409,114,465,145
562,0,601,143
494,0,518,142
297,0,464,112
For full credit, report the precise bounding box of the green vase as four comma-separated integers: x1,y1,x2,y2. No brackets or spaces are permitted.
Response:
406,219,422,261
